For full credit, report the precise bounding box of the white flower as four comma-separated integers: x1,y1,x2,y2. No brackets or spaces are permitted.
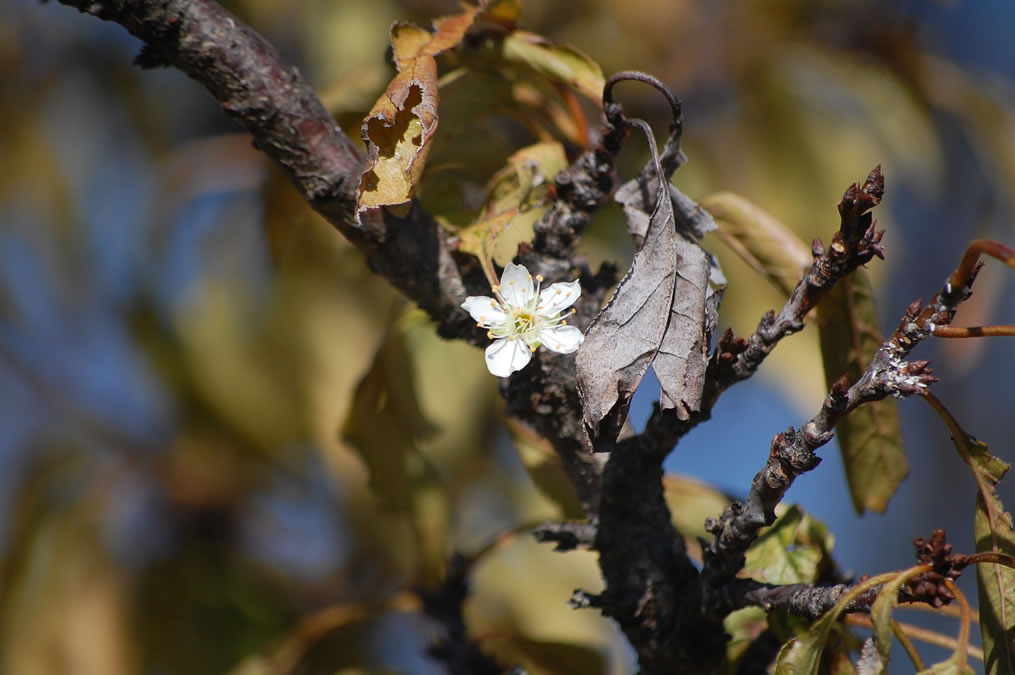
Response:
462,262,584,377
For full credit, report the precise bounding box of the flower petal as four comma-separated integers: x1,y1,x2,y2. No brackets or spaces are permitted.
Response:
538,324,584,354
537,280,581,316
499,262,534,308
461,295,506,327
485,337,532,377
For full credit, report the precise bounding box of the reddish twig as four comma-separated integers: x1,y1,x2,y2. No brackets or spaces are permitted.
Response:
932,325,1015,338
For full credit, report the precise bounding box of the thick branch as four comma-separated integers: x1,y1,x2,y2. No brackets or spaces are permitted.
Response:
54,0,613,510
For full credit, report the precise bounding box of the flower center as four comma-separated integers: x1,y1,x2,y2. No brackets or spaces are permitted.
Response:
512,309,538,336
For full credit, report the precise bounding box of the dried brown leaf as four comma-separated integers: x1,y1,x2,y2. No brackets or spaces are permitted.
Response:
576,172,677,440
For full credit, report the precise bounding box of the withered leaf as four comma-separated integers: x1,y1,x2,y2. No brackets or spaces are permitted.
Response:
656,234,714,417
578,119,723,439
616,178,716,420
613,130,722,422
576,172,676,441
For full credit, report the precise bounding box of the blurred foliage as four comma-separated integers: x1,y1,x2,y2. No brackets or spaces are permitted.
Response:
2,0,1015,673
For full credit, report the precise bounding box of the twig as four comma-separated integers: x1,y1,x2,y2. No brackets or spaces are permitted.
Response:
531,521,597,552
931,325,1015,338
846,615,986,663
705,166,886,396
712,579,881,620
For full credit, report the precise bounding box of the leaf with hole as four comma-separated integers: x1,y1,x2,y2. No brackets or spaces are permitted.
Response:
358,2,513,213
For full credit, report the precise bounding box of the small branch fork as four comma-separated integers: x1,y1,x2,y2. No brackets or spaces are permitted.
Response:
712,530,981,621
697,217,1003,597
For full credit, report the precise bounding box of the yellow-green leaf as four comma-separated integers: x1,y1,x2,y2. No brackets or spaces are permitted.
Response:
457,141,567,267
701,191,812,297
818,272,907,514
358,37,441,213
499,30,605,103
743,506,834,586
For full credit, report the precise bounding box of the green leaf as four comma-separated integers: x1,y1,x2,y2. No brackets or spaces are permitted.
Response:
701,191,812,297
925,395,1015,675
721,607,770,674
869,566,933,672
975,492,1015,675
743,506,834,585
818,271,907,514
968,439,1015,675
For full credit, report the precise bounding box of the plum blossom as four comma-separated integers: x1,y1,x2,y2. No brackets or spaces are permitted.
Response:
461,263,584,377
